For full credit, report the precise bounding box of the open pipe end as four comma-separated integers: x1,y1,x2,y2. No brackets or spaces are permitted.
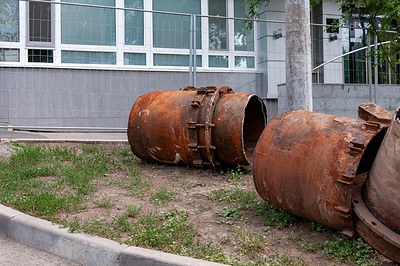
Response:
243,95,267,165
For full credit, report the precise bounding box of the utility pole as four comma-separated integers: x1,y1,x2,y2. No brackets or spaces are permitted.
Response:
285,0,313,111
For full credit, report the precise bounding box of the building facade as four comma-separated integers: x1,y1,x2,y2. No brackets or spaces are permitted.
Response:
0,0,397,128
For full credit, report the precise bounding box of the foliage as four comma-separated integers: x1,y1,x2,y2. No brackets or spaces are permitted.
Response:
243,0,400,80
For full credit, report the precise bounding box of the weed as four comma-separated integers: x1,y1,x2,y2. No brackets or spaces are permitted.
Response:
92,194,116,208
67,217,81,232
173,169,182,178
232,228,266,255
267,251,307,265
221,164,243,183
185,198,194,205
125,205,141,218
321,234,380,265
150,186,176,205
257,201,298,228
197,205,212,214
308,221,328,232
217,207,241,219
113,213,132,232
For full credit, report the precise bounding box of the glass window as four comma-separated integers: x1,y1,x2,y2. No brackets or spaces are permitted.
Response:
209,0,227,50
0,48,19,62
235,56,254,68
209,55,228,68
234,0,254,51
61,0,116,46
61,50,116,64
153,0,201,49
29,0,51,42
28,49,53,63
125,0,144,45
0,0,19,42
154,54,201,67
124,52,146,65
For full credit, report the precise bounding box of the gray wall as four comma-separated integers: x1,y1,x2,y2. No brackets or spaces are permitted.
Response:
0,67,261,129
278,83,400,118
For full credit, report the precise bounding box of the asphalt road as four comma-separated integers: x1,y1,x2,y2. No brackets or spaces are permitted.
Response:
0,237,81,265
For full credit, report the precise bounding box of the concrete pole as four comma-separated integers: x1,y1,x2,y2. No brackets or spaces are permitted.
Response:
285,0,313,111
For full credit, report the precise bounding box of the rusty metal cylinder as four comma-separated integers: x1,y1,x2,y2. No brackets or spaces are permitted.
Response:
253,111,386,236
364,107,400,234
127,86,266,167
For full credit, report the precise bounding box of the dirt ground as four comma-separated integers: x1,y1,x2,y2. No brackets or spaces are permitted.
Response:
0,141,397,265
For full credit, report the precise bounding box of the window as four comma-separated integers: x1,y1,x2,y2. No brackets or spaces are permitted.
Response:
28,49,53,63
234,0,254,51
124,52,146,65
209,55,228,68
28,0,52,44
62,51,116,64
153,0,201,49
235,56,254,68
209,0,227,50
61,0,116,46
0,0,19,42
0,48,19,62
125,0,144,46
154,54,201,67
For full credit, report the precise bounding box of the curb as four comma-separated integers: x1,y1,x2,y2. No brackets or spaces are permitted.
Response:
0,204,225,266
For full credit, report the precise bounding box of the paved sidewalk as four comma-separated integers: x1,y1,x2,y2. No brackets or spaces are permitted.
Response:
0,130,128,142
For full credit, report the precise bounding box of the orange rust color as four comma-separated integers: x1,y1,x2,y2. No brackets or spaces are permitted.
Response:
253,111,386,235
127,87,266,167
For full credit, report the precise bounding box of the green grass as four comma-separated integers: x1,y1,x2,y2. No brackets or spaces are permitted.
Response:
0,143,385,266
150,186,176,205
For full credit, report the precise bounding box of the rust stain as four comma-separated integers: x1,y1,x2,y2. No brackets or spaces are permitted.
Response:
127,86,266,167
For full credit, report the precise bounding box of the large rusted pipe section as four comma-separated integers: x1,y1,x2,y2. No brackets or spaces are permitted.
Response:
253,106,400,263
128,86,266,167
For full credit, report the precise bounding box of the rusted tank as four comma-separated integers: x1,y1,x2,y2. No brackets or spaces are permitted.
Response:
352,107,400,262
253,111,387,236
128,86,266,167
253,107,400,263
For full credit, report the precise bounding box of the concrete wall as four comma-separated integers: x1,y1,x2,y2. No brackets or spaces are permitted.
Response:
0,67,261,129
278,83,400,118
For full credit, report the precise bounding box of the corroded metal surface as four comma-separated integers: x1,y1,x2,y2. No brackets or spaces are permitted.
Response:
358,102,393,124
363,107,400,234
127,86,266,167
253,111,385,236
353,173,400,263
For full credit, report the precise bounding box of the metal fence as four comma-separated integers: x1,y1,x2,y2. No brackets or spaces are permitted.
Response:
0,0,399,131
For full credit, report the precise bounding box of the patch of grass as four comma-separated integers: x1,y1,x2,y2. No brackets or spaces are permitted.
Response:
196,205,212,214
126,207,196,251
231,228,266,255
92,194,116,208
321,234,380,265
125,205,141,218
308,222,328,232
0,143,114,220
150,186,176,205
267,251,308,266
113,213,132,232
257,201,298,229
217,207,241,219
220,165,243,183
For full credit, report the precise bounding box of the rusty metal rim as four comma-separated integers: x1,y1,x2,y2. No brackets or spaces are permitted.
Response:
352,173,400,263
241,94,266,166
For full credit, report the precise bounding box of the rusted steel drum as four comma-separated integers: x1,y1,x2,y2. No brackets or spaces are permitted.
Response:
127,86,266,167
352,107,400,263
253,111,386,236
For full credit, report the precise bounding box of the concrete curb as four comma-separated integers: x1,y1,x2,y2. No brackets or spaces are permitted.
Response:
0,204,225,266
